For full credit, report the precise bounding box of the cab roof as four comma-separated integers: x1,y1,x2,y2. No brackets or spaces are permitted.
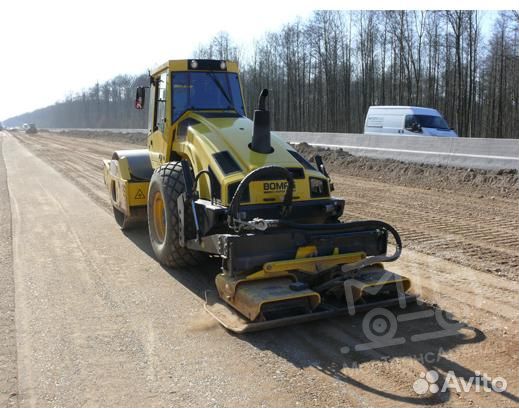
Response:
150,59,239,76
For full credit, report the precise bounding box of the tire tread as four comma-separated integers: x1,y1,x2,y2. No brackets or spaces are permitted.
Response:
149,162,206,268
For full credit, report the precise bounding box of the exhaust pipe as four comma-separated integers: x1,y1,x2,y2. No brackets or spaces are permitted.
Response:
251,89,273,154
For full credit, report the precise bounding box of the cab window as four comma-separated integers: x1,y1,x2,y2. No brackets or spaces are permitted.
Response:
406,114,449,130
405,115,418,129
154,72,167,132
172,71,245,122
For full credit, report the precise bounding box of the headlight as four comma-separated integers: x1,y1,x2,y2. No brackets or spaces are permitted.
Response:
309,177,329,198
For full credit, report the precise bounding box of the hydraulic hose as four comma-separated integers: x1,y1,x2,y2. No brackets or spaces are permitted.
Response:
192,169,218,204
308,220,403,293
228,166,295,230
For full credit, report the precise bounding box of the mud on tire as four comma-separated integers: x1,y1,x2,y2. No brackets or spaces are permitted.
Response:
147,162,207,268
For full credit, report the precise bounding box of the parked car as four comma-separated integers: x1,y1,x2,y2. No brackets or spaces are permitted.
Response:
364,106,458,137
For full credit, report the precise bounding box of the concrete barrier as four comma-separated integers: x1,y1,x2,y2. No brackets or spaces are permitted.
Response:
278,132,519,170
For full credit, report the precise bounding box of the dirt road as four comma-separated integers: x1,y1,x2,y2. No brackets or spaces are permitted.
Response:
1,130,518,407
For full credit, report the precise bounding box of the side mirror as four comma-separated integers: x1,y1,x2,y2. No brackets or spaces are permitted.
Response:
314,155,334,192
135,87,145,110
314,155,329,178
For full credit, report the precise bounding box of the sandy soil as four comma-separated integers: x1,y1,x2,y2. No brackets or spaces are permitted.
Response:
0,134,18,408
1,130,518,407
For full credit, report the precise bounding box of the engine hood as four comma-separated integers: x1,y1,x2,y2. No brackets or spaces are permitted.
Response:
186,113,304,172
174,112,328,205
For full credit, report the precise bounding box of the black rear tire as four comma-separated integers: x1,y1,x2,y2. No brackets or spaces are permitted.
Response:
147,162,206,268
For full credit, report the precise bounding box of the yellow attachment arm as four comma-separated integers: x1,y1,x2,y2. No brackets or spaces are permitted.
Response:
263,251,366,274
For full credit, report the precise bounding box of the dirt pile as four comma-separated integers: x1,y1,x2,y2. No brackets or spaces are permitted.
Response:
295,142,519,200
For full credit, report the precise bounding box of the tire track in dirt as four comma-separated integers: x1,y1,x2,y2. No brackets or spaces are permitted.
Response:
338,177,519,238
345,204,519,280
344,189,519,250
333,176,519,281
14,133,115,214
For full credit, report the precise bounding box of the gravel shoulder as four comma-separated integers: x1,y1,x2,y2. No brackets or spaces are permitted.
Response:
0,132,18,408
3,130,519,407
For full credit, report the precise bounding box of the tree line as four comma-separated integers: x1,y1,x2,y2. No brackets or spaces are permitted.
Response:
4,75,149,130
4,10,519,138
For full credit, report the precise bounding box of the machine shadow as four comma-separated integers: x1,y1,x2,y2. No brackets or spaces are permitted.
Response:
239,302,495,406
123,227,221,297
122,228,518,406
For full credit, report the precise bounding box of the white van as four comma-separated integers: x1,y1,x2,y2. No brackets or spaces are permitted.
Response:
364,106,458,137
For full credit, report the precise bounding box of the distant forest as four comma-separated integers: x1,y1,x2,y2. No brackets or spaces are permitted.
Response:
4,11,519,138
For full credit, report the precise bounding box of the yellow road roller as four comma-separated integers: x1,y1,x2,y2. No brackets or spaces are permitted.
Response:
103,59,415,332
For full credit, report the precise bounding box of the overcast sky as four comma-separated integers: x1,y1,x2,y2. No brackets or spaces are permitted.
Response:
0,0,510,122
